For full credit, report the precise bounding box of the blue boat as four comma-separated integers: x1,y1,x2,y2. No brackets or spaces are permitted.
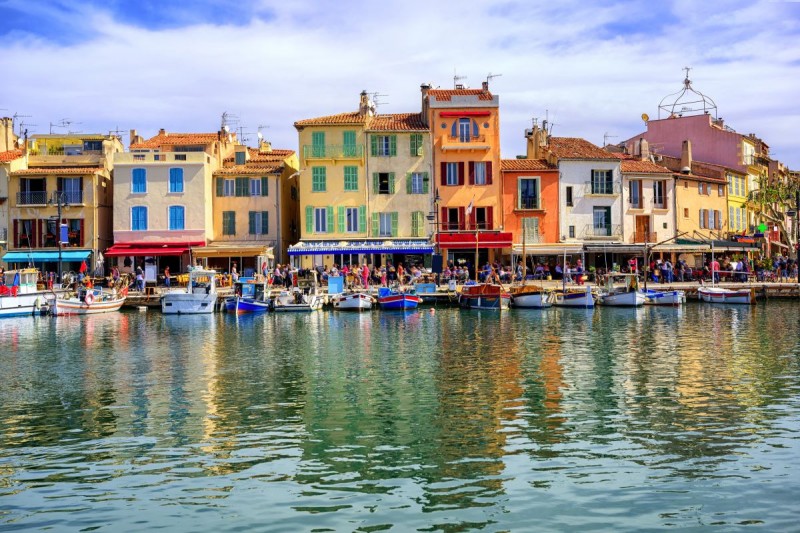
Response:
377,287,421,310
225,278,271,314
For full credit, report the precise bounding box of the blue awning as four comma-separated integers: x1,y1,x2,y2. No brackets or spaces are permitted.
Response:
288,240,434,256
2,250,92,263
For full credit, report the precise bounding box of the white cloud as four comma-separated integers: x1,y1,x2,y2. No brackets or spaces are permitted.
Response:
1,0,799,166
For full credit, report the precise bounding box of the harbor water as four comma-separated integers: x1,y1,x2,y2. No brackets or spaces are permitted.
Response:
1,303,799,531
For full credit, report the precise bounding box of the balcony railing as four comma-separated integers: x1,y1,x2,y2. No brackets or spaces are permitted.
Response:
631,231,658,243
584,181,621,195
53,190,83,204
583,224,622,239
447,135,487,143
16,191,48,205
302,144,364,160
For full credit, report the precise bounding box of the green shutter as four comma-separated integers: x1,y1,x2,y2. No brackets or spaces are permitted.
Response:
370,135,378,156
359,205,366,233
388,172,395,194
389,135,397,156
327,206,334,233
216,177,223,197
337,206,345,233
249,211,256,235
262,211,269,234
406,172,413,194
306,206,313,234
230,212,236,234
371,213,379,236
411,212,418,237
391,212,398,237
261,177,269,196
422,172,429,194
343,130,355,147
373,173,379,194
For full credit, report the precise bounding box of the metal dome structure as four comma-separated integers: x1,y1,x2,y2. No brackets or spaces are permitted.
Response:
658,67,718,119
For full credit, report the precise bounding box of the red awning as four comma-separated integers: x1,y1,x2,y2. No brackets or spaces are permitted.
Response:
104,245,190,257
437,232,513,249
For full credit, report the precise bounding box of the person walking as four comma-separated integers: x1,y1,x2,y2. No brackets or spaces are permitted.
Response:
164,265,171,288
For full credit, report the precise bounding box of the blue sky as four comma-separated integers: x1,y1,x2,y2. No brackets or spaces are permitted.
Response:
1,0,799,167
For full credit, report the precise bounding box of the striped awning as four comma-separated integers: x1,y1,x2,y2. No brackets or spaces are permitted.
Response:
3,249,91,262
288,240,434,256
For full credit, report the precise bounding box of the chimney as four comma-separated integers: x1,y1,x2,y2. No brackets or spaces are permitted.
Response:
259,140,272,153
680,139,692,173
455,83,464,90
359,90,372,116
482,81,489,92
159,128,166,136
420,83,431,127
129,129,144,149
0,117,15,152
524,125,546,159
639,138,650,161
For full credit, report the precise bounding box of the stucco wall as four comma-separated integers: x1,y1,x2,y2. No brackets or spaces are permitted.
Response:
558,160,622,241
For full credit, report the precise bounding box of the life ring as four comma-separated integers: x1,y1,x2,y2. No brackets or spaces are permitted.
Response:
85,292,95,305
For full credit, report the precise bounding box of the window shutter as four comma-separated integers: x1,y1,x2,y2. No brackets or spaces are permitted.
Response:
389,172,395,194
216,177,223,197
305,206,313,234
458,162,465,185
263,211,269,234
440,162,447,186
230,212,236,235
391,212,398,236
406,172,413,194
373,173,379,194
389,135,397,156
716,210,722,230
337,206,345,233
13,219,18,248
441,207,448,230
326,206,334,233
37,219,43,247
371,213,379,236
451,121,457,138
468,162,475,185
359,205,366,233
423,172,429,194
370,135,378,156
249,212,256,235
261,177,269,196
472,119,479,137
486,162,493,185
487,206,494,230
458,206,466,230
411,212,418,237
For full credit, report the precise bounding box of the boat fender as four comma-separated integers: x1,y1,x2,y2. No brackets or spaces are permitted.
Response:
85,292,95,305
34,296,42,309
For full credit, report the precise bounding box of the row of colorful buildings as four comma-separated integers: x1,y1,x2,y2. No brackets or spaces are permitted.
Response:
1,75,798,279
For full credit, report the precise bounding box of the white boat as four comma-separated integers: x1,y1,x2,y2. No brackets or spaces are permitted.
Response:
509,284,553,309
271,288,323,312
597,273,646,307
643,288,686,306
0,268,51,317
698,286,755,305
332,292,373,311
161,269,217,314
50,287,126,316
552,286,595,308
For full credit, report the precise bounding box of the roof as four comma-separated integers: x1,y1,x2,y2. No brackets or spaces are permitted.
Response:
0,150,23,162
548,137,619,160
368,113,427,131
294,112,367,128
11,166,103,176
612,154,672,174
500,159,556,171
660,155,728,183
428,89,494,101
216,147,294,175
131,132,221,150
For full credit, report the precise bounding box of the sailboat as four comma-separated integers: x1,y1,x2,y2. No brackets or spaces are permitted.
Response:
552,249,594,308
697,241,755,304
509,222,552,308
596,273,646,307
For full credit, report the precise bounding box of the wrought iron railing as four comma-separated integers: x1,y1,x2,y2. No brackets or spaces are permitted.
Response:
16,191,48,205
447,135,487,143
53,190,83,204
303,145,364,159
584,181,621,195
583,223,622,238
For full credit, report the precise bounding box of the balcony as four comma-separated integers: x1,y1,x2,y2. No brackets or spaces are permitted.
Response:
52,190,83,205
302,145,364,161
441,134,490,152
16,191,48,205
631,232,658,243
583,224,622,239
584,181,621,196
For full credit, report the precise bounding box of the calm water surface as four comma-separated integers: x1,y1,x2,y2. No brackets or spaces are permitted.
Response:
1,303,799,531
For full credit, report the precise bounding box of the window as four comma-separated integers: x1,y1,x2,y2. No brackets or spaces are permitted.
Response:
411,211,425,237
730,207,735,230
223,211,236,235
698,182,709,195
474,162,487,185
371,135,396,156
131,206,148,231
59,177,82,204
374,172,394,195
312,167,326,192
345,207,359,233
591,169,613,194
447,208,460,231
684,208,689,218
474,207,489,230
653,181,665,208
223,179,235,196
169,168,184,193
235,151,246,165
458,118,472,142
408,172,427,194
566,186,573,207
132,168,147,193
83,140,102,151
568,225,575,239
235,177,249,197
718,184,725,196
344,166,359,191
593,206,611,236
314,207,328,233
518,177,540,209
410,133,423,156
630,180,642,208
168,206,185,230
250,178,261,196
249,211,269,235
377,212,396,237
174,154,187,161
446,162,459,186
728,175,733,195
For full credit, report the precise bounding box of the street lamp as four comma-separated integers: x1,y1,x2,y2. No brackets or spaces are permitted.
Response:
48,192,69,283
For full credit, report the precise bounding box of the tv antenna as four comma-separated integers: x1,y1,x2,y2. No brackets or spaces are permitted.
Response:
108,126,126,139
13,113,32,136
603,132,618,147
453,69,467,88
542,110,557,136
221,111,240,133
368,92,388,111
50,118,81,134
486,72,502,85
257,124,270,141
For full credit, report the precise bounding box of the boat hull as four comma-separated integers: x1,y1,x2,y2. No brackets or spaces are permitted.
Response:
162,293,216,314
52,294,126,316
459,294,511,310
698,287,755,305
224,297,270,314
333,293,373,311
378,294,420,310
0,293,49,317
553,289,594,308
643,289,686,306
511,292,552,309
272,294,323,312
598,291,646,307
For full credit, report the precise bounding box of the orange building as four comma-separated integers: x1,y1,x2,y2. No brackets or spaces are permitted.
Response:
422,82,511,267
500,158,559,254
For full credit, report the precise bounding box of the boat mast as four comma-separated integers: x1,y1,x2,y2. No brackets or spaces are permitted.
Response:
522,219,527,285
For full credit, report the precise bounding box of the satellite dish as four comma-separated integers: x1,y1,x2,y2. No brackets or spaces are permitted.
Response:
17,138,24,146
223,125,230,133
257,132,263,140
641,113,650,123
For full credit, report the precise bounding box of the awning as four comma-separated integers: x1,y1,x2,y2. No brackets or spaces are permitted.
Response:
675,239,760,253
583,244,643,254
650,244,710,253
437,232,513,249
288,240,434,256
511,244,583,255
3,250,91,262
193,243,274,258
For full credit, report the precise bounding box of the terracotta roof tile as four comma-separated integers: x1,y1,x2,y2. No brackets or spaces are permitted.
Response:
428,89,494,101
368,113,427,131
0,150,23,162
12,167,103,176
294,112,367,128
215,163,283,175
131,132,222,150
549,137,619,160
615,156,672,174
660,155,728,183
501,159,556,171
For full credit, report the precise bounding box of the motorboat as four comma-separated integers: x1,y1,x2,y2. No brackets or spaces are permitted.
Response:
0,268,51,317
698,286,755,305
332,292,374,311
509,284,553,309
225,278,270,314
643,288,686,306
271,288,323,312
552,286,594,308
458,283,511,310
377,287,421,310
50,286,126,316
596,273,646,307
161,269,217,314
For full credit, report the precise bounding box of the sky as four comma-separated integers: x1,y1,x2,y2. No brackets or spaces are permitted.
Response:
1,0,799,168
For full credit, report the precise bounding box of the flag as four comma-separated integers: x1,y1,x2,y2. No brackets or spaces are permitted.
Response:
12,272,20,287
466,197,474,216
79,260,88,273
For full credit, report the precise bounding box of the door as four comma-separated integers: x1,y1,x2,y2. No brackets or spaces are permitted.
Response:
635,216,650,243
